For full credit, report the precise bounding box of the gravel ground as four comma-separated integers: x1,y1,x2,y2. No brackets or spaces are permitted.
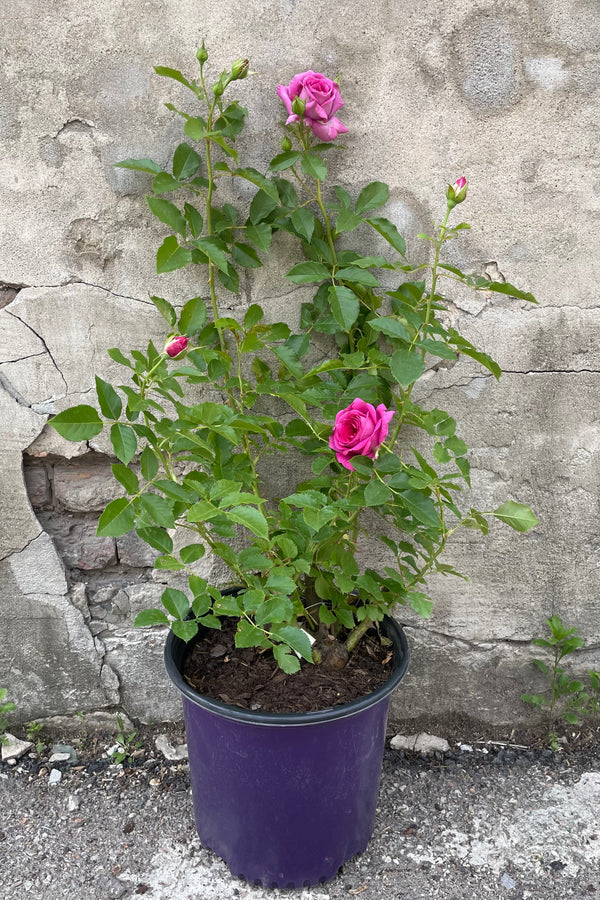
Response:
1,725,599,900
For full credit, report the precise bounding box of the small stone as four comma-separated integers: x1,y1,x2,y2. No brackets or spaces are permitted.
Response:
501,872,516,890
155,734,188,762
390,732,450,754
149,777,161,787
7,758,16,766
48,768,62,785
96,872,128,898
68,794,81,811
50,743,78,764
1,733,33,761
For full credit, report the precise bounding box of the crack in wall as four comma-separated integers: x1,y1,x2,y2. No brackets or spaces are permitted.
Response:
5,308,68,396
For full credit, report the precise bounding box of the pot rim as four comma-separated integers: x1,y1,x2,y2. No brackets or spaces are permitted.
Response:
164,614,410,727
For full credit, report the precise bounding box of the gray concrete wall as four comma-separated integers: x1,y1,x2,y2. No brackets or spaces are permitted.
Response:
1,0,598,727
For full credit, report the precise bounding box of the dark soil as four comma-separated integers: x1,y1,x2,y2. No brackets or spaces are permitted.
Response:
182,618,393,713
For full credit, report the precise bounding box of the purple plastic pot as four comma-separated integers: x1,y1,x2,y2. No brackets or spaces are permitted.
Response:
164,615,409,888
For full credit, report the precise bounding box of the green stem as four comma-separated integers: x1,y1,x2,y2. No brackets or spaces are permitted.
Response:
425,205,452,326
204,102,225,353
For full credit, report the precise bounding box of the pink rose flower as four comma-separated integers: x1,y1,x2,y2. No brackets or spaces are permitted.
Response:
164,335,189,358
329,398,394,471
276,71,348,142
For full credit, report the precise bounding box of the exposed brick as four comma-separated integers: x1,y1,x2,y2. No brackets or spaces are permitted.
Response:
116,531,158,568
23,465,51,508
54,463,124,512
37,511,116,571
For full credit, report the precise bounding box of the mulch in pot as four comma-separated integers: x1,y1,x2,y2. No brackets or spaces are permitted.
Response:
182,617,393,714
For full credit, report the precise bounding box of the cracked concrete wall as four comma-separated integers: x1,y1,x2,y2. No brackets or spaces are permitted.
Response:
0,0,598,726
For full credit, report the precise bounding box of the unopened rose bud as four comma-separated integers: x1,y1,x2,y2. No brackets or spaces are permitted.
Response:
280,135,292,151
446,176,468,209
230,58,249,81
212,79,225,98
164,335,189,358
196,43,208,66
291,96,306,118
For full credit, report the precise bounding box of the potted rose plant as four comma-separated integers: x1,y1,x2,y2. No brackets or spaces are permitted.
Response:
49,47,538,887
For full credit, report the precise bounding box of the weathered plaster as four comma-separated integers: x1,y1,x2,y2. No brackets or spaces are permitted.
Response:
0,0,598,726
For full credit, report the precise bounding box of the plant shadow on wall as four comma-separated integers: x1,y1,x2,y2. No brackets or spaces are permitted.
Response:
45,45,539,889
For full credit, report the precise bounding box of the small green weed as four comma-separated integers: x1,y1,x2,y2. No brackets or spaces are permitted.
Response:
110,715,143,765
0,688,16,746
523,615,600,746
25,721,46,754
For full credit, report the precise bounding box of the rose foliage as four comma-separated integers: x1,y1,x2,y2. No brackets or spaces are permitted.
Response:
50,48,538,674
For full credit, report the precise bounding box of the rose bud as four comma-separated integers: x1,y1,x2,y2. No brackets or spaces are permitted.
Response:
291,95,307,118
164,335,189,358
329,398,394,471
230,58,250,81
280,135,293,152
196,43,208,65
446,176,468,209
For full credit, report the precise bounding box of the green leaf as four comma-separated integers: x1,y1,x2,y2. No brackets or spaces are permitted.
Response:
407,592,433,617
136,525,173,554
114,157,162,175
161,587,190,619
184,203,203,238
146,196,186,237
355,181,389,215
134,608,169,627
286,261,331,284
266,570,297,595
232,242,262,268
329,285,359,331
172,142,201,180
291,208,316,243
249,189,278,224
478,280,537,304
364,480,393,506
149,295,177,327
156,236,192,273
335,266,379,286
269,151,302,172
193,237,230,274
390,349,426,387
233,167,279,202
246,223,272,252
244,304,264,329
235,620,266,648
419,339,457,360
154,65,195,91
275,625,314,662
107,348,133,368
369,317,411,343
49,405,103,441
366,217,406,255
139,493,175,529
492,501,539,533
227,505,269,540
97,497,135,537
179,296,207,336
301,152,327,181
273,645,301,674
180,543,205,564
335,208,362,233
140,446,159,481
111,463,139,494
255,597,294,626
110,423,137,465
152,172,181,193
172,619,199,642
95,376,122,420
